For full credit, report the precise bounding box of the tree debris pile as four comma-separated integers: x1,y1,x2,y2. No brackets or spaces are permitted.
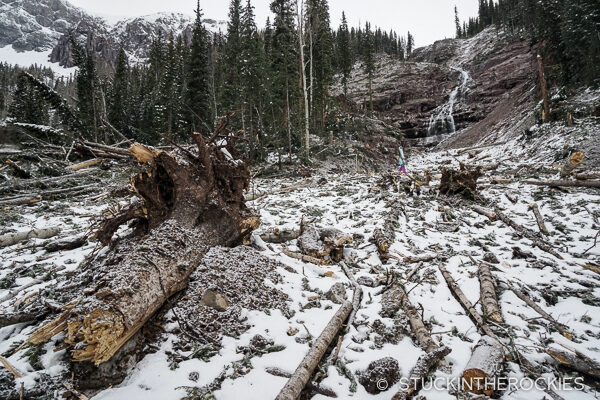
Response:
25,119,260,366
297,223,353,264
172,246,292,345
439,163,483,198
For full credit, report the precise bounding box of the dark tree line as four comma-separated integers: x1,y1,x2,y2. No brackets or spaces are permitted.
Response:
6,0,411,159
455,0,600,86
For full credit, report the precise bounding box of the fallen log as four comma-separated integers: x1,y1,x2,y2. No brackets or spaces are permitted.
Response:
521,179,600,189
66,158,102,171
0,226,60,247
506,283,573,340
546,348,600,379
529,203,548,235
260,228,300,243
493,207,563,259
0,356,23,378
26,116,260,366
462,336,505,396
560,152,585,178
394,284,438,352
0,170,91,195
283,249,324,265
6,159,31,178
275,301,353,400
402,254,438,264
372,227,391,259
245,179,312,201
266,368,337,398
0,196,41,206
438,263,497,339
392,346,451,400
477,263,504,324
297,224,352,263
472,205,497,221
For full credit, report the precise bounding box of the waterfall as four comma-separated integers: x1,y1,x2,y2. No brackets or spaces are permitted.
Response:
427,67,471,136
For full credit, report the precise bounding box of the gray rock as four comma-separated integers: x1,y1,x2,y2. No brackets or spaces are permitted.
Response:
200,289,230,312
359,357,400,394
483,252,499,264
325,282,346,304
357,276,376,287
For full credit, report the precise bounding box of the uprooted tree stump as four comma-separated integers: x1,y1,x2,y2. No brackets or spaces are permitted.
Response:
297,223,353,264
439,163,483,198
26,114,260,366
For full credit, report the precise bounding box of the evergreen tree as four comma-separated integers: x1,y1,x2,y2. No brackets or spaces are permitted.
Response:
363,22,376,114
455,5,462,38
406,31,414,57
70,35,100,138
270,0,297,156
108,46,129,135
223,0,244,115
187,0,212,132
337,12,352,96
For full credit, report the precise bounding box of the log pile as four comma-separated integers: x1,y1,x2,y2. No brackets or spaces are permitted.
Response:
25,116,260,366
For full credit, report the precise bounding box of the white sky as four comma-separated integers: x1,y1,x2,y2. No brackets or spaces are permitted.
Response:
68,0,479,47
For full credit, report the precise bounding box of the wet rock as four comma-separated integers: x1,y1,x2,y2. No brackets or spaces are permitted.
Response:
359,357,400,394
357,276,376,287
200,289,230,312
325,282,347,304
483,252,499,264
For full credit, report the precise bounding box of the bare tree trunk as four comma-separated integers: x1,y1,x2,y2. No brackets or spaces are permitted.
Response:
537,55,550,122
478,263,504,324
462,336,505,396
296,0,310,159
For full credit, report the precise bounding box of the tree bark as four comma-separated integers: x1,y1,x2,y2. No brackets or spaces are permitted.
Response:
537,55,550,122
0,227,60,247
522,179,600,189
529,203,548,235
392,346,451,400
546,348,600,379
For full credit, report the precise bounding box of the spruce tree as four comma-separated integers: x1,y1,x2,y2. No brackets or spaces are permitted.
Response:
337,12,352,97
223,0,244,115
406,31,414,57
70,35,99,138
455,5,462,38
363,22,376,114
109,46,129,135
187,0,212,132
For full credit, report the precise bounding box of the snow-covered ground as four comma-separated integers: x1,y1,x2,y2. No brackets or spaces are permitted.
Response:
0,123,599,399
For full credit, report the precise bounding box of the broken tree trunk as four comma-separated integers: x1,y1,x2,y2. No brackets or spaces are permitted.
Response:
392,346,451,400
260,228,300,243
438,263,497,339
493,206,563,259
529,203,548,235
0,227,60,248
372,227,392,260
546,348,600,379
462,336,505,396
506,283,573,340
275,301,353,400
472,205,497,221
6,159,30,178
560,152,585,178
477,263,504,324
395,284,439,352
27,115,260,366
521,179,600,189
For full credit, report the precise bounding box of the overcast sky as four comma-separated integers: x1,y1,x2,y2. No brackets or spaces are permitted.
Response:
69,0,479,47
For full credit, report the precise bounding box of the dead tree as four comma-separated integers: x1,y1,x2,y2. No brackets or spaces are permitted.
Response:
392,346,451,400
26,115,260,366
537,55,550,122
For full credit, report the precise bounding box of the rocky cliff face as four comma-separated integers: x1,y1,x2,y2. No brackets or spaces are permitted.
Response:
334,28,538,148
1,0,225,68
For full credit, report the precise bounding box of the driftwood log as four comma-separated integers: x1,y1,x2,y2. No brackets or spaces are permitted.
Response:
462,336,505,396
275,301,353,400
26,116,260,366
